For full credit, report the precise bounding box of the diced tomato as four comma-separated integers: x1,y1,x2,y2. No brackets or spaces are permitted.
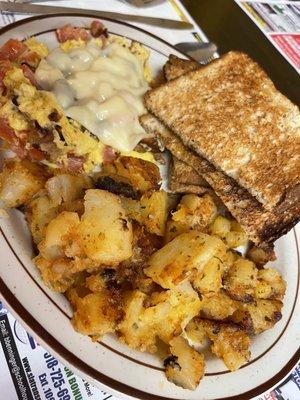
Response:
66,153,85,172
0,39,27,61
90,20,108,38
21,64,38,87
103,145,117,164
56,24,90,43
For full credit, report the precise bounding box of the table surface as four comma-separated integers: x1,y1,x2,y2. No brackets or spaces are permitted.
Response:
183,0,300,106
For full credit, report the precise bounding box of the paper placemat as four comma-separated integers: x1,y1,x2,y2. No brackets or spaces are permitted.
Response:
0,1,299,399
235,0,300,73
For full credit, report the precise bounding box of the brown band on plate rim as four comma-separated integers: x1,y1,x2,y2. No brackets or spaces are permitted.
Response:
0,13,299,399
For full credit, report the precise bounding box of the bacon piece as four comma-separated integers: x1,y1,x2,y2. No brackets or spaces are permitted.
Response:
103,145,117,164
28,147,45,161
0,39,27,61
66,153,85,172
0,39,40,69
21,64,38,87
90,20,108,38
56,24,90,43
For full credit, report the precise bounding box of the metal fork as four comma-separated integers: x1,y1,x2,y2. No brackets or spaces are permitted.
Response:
174,41,218,64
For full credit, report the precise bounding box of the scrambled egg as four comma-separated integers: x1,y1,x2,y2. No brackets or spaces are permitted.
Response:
3,66,29,90
1,36,153,173
0,67,32,131
54,120,105,172
0,99,29,131
24,37,49,58
61,39,88,52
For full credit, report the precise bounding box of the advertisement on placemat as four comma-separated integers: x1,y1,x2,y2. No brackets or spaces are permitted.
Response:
0,303,117,400
235,1,300,72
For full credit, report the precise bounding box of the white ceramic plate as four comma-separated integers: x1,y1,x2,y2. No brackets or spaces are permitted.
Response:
0,14,299,400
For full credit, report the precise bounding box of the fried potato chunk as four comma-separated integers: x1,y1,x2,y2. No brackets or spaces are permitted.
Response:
164,336,205,390
255,268,286,300
35,190,134,291
35,255,96,292
0,158,48,207
231,299,283,335
120,196,142,227
145,231,226,289
186,319,250,371
139,190,170,236
68,288,122,338
25,173,92,244
45,173,92,206
38,211,80,260
77,189,133,265
192,257,224,295
224,258,258,302
98,156,160,197
118,286,201,353
165,194,217,242
25,191,59,244
200,291,238,320
121,190,172,236
209,216,248,248
210,215,231,237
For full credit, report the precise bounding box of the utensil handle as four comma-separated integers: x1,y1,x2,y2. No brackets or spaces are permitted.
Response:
0,2,193,29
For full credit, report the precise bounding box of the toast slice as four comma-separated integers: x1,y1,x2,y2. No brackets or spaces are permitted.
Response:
164,55,204,193
140,113,300,245
145,51,300,210
169,157,208,194
163,54,199,81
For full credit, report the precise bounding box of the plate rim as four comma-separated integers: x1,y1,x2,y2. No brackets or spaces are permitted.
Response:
0,13,299,400
0,11,193,60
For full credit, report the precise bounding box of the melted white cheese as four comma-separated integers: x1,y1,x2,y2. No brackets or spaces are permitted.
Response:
35,41,149,152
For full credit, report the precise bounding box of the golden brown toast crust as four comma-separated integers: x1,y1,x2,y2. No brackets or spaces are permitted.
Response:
169,181,207,194
163,54,199,81
169,157,208,194
145,51,300,209
140,113,300,245
165,55,203,193
172,157,207,186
